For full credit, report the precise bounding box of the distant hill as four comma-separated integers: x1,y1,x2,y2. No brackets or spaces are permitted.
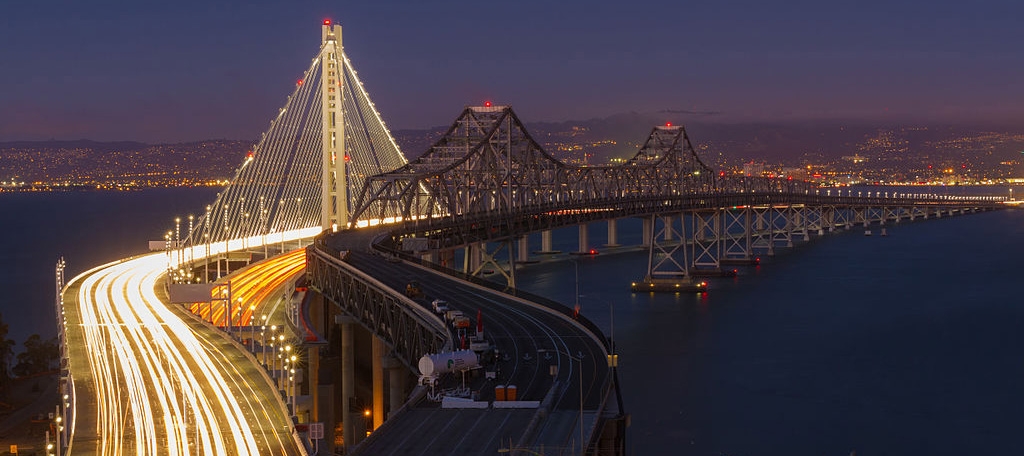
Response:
0,139,251,184
4,115,1021,186
0,139,149,153
394,112,1024,168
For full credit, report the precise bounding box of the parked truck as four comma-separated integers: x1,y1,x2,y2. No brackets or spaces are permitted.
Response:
418,349,480,378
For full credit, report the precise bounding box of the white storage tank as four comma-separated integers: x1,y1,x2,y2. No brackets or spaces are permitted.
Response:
418,349,480,377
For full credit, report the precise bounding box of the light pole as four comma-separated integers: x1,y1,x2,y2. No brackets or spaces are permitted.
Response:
276,337,286,387
248,305,256,345
236,297,244,339
538,349,585,455
289,354,298,414
284,344,292,392
573,260,581,319
259,314,267,360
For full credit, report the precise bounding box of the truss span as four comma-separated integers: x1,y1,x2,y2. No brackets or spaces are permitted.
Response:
349,105,716,226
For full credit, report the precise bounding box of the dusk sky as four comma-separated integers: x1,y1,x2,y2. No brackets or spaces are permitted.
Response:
2,0,1022,143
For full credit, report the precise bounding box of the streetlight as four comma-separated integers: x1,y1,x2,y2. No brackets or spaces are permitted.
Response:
268,326,278,373
284,342,292,389
259,315,268,361
573,260,581,319
290,354,298,413
538,349,585,455
248,305,256,345
236,297,244,339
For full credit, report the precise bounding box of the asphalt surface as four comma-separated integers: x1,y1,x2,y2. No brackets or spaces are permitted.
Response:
61,253,302,455
332,243,611,455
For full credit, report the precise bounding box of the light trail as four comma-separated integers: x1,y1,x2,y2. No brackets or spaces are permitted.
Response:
190,248,307,328
64,248,303,455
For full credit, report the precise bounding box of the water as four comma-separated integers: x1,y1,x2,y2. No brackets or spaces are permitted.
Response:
3,188,1022,454
516,208,1024,455
0,188,219,345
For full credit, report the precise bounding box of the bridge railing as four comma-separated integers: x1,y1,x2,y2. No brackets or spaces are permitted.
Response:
307,240,452,371
371,235,613,353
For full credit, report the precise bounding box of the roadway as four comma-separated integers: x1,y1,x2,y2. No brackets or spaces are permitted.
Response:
62,252,302,455
189,248,306,330
326,242,611,454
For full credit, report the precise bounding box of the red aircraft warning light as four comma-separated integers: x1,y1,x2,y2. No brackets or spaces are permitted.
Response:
323,19,332,26
484,101,492,107
665,122,672,127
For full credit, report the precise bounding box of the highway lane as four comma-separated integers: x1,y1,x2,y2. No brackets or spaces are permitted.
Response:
346,250,608,406
336,248,610,454
62,252,302,455
190,248,306,329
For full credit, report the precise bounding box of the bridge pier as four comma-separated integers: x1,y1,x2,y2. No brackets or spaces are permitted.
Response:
577,224,590,254
662,215,675,241
641,217,652,247
722,206,756,263
690,209,722,272
606,219,620,247
372,337,385,431
463,243,483,274
537,230,558,254
382,355,406,419
339,315,358,449
517,237,531,263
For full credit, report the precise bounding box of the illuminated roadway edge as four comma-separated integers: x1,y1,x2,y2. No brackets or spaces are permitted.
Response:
60,229,319,455
312,227,622,455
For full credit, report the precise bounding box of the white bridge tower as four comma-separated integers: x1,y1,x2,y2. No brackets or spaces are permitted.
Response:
321,20,347,231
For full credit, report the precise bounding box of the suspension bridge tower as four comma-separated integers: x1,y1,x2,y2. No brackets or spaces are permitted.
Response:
321,20,347,231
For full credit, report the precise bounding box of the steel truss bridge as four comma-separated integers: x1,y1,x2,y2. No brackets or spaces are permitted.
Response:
57,18,1010,456
307,101,1006,377
306,103,1004,454
342,103,1005,289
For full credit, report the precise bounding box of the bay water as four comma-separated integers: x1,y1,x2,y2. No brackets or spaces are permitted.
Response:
2,188,1021,454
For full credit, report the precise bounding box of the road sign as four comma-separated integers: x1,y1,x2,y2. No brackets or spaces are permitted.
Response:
309,422,324,440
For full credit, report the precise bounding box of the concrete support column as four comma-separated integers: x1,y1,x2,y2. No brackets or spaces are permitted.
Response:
517,237,530,262
662,216,674,241
339,316,356,449
463,244,483,274
606,219,619,247
642,217,652,246
371,337,385,431
577,224,589,254
382,356,406,418
540,230,554,253
308,345,321,423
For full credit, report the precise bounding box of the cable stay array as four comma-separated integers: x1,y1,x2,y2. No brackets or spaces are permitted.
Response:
187,41,407,247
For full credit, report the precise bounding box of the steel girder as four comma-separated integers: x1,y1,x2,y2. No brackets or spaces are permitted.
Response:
306,246,450,372
722,207,754,260
645,214,690,280
348,106,716,227
691,210,722,270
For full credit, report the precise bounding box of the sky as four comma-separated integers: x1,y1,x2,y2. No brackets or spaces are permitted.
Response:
1,0,1022,143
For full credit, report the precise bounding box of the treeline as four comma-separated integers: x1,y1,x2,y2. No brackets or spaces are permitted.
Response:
0,313,59,394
